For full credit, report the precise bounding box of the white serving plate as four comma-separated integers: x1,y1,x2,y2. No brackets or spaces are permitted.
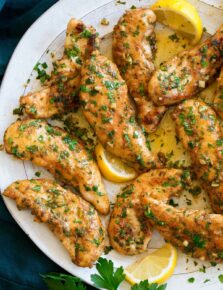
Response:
0,0,223,289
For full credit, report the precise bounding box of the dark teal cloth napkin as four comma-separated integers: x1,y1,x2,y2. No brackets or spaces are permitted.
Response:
0,196,63,290
0,0,57,79
0,1,94,290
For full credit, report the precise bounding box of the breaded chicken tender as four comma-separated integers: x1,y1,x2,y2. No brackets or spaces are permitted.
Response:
149,24,223,106
172,99,223,213
108,169,185,255
113,8,166,134
4,179,105,267
80,53,163,171
4,119,109,214
20,19,99,118
142,187,223,263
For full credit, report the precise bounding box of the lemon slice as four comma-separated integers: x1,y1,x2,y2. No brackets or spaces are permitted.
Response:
125,244,177,284
151,0,203,44
95,143,137,183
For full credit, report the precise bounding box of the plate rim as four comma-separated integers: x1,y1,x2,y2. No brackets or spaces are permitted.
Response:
0,1,223,289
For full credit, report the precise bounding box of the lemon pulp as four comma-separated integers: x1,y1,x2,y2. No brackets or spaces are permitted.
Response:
125,244,178,284
151,0,203,44
95,143,137,183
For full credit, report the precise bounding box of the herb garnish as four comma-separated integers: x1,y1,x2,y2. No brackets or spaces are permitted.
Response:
187,277,195,283
34,62,50,84
91,257,125,290
42,273,86,290
42,258,167,290
218,274,223,283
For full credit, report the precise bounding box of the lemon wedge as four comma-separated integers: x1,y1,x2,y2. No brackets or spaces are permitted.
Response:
151,0,203,44
95,143,137,183
125,244,177,284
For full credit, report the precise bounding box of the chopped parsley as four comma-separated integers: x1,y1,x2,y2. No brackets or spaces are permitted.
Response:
26,145,38,153
218,274,223,283
65,46,80,59
104,80,121,90
187,277,195,283
35,171,41,177
192,234,206,248
45,125,62,136
13,105,24,116
32,185,41,192
11,146,24,158
80,29,93,38
92,185,104,196
104,246,113,255
63,136,77,151
102,116,112,123
29,106,37,115
34,62,50,84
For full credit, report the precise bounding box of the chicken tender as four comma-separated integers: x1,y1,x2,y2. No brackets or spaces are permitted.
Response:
108,169,185,255
113,8,166,133
213,67,223,118
20,18,99,118
142,192,223,263
4,119,109,215
20,84,78,119
149,24,223,106
172,99,223,213
110,167,223,262
80,53,162,171
3,179,105,267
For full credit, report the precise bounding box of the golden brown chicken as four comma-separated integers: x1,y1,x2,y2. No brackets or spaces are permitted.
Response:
4,119,109,215
112,8,166,134
142,189,223,263
109,168,223,263
80,52,162,171
172,99,223,213
3,179,105,267
20,18,99,118
108,169,186,255
149,24,223,106
213,67,223,118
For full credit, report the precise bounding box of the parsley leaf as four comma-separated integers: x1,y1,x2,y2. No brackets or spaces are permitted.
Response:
34,62,50,84
42,262,167,290
187,277,195,283
131,280,167,290
218,274,223,283
42,272,86,290
91,257,125,290
192,234,206,248
13,105,24,116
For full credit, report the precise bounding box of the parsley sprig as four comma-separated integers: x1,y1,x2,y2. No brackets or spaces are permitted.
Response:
42,258,167,290
42,272,86,290
91,258,125,290
131,280,167,290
